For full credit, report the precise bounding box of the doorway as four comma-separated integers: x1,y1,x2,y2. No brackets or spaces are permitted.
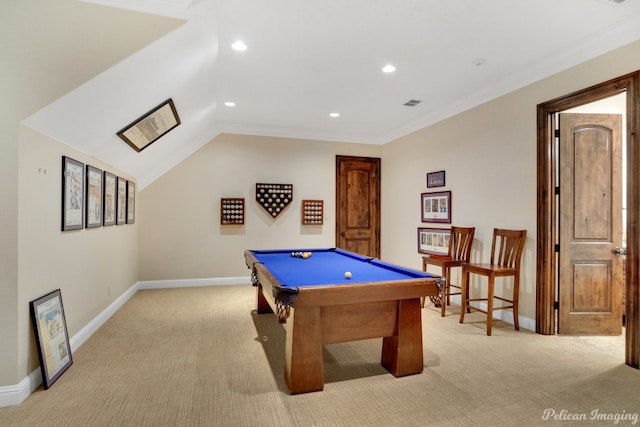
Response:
536,71,640,368
556,110,624,334
335,156,381,258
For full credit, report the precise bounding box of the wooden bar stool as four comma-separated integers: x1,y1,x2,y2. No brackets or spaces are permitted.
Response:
459,228,527,335
422,226,475,316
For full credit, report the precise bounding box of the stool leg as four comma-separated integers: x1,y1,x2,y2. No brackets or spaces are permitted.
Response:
421,259,427,308
459,269,468,324
441,266,448,317
486,276,494,336
513,276,520,331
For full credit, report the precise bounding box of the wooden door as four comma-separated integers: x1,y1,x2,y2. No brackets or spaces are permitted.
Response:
335,156,380,258
558,113,623,334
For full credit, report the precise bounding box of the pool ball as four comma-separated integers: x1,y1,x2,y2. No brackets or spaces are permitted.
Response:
344,271,352,279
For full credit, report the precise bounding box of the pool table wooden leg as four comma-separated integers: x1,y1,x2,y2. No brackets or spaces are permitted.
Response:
381,298,424,377
284,307,324,394
256,284,273,314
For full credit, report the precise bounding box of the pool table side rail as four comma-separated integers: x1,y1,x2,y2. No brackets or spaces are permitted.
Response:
290,278,440,307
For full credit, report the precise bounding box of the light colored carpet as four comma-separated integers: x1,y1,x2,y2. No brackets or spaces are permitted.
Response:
0,285,638,427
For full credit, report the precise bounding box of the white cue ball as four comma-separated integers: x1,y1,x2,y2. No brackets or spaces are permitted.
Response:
344,271,352,279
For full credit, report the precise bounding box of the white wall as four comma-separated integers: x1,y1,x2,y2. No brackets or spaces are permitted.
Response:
138,133,382,280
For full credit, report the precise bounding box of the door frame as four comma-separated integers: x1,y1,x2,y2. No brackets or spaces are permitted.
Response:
536,71,640,368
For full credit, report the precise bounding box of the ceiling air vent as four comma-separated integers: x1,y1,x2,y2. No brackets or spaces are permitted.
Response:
404,99,422,107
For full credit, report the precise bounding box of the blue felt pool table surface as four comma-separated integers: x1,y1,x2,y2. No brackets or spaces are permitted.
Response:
248,248,438,288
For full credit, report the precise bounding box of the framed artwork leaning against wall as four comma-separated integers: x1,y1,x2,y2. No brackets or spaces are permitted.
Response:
30,289,73,389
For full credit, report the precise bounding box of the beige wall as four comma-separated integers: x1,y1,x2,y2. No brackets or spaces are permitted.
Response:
381,40,640,322
381,87,538,320
17,126,139,379
138,134,382,280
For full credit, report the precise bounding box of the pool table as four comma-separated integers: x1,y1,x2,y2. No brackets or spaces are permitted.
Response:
244,247,442,394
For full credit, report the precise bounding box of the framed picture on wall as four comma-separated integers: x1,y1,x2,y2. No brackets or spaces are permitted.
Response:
418,227,451,255
30,289,73,389
85,165,103,228
126,181,135,224
103,172,116,226
426,170,446,188
61,156,84,231
421,191,451,223
116,177,127,225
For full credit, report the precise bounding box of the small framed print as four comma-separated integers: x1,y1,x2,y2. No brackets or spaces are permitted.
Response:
30,289,73,389
427,170,446,188
126,181,135,224
103,172,116,226
85,165,103,228
421,191,451,223
116,177,127,225
418,227,451,255
61,156,84,231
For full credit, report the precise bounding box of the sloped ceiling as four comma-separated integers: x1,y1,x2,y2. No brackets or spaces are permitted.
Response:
21,0,640,189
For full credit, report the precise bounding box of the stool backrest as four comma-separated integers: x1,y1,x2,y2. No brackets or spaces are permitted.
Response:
490,228,527,268
449,226,475,262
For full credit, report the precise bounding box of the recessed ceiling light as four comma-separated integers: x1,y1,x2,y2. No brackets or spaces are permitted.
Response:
472,58,486,66
224,101,236,107
329,112,340,118
382,64,396,73
231,41,247,51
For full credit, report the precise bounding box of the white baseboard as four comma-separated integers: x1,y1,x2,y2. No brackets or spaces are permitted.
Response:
0,369,41,409
70,284,139,352
137,276,251,289
0,276,249,408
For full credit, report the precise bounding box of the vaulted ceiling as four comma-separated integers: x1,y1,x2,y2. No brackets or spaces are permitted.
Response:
20,0,640,188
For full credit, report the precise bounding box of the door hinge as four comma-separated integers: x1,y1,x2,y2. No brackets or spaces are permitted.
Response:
554,301,559,310
555,244,560,253
555,129,560,138
554,186,560,195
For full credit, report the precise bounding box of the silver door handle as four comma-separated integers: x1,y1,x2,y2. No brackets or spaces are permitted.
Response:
612,247,627,256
